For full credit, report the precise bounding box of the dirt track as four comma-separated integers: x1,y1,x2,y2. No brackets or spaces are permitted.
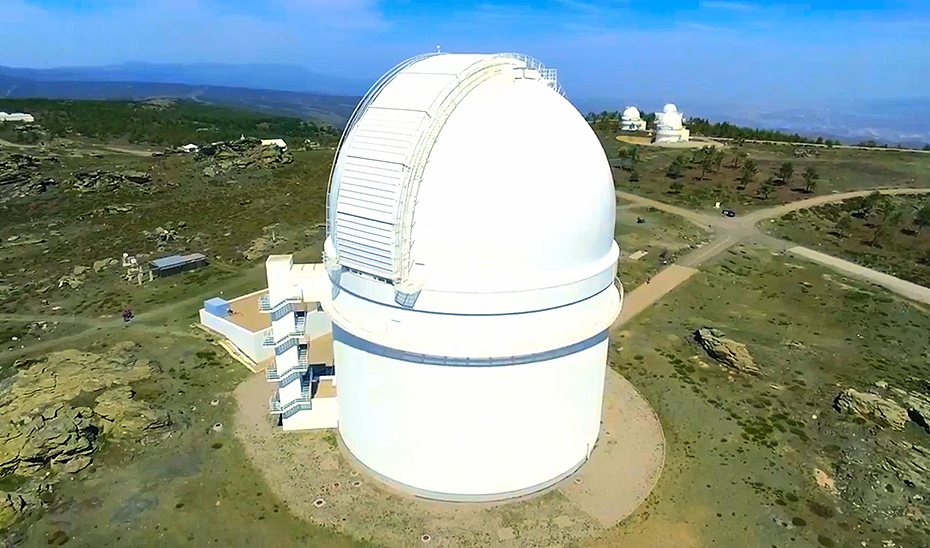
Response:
613,187,930,332
789,245,930,305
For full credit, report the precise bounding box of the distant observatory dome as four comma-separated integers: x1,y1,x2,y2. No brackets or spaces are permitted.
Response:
323,53,623,501
621,106,646,132
655,102,689,143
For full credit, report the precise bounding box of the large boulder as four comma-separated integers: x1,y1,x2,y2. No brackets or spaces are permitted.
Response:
833,388,908,430
693,327,761,376
121,170,151,184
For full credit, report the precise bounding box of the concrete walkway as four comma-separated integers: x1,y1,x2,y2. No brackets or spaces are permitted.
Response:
615,265,698,328
559,372,665,526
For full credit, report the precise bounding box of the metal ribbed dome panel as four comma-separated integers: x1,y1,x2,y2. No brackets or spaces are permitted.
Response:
327,53,560,283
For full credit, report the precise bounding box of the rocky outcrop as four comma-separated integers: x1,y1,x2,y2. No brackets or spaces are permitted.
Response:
93,257,120,272
0,152,58,203
0,342,169,478
833,388,908,430
242,224,285,261
198,137,293,173
122,170,152,184
0,482,54,531
880,439,930,492
94,386,171,438
15,407,100,474
793,146,821,158
906,393,930,433
66,169,152,193
143,225,179,243
693,327,761,375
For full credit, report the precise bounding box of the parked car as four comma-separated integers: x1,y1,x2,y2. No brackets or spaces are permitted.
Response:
722,208,737,218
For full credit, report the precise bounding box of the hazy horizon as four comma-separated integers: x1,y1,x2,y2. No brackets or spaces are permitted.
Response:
4,1,929,111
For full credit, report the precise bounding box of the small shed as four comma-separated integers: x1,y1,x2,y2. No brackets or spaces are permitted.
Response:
204,297,229,317
149,253,208,277
260,139,288,151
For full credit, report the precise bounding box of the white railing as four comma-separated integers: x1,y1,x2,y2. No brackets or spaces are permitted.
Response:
263,331,304,348
268,381,314,415
500,53,562,95
269,391,282,413
259,295,301,314
266,359,310,382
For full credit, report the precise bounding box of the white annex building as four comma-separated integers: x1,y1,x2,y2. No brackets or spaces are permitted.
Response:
0,112,35,123
654,103,690,143
620,106,646,132
207,52,624,502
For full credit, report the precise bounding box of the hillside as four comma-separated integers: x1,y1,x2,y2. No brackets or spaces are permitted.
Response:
0,62,371,96
0,73,358,126
0,98,340,147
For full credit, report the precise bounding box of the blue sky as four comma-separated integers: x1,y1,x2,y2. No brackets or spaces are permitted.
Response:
4,1,929,109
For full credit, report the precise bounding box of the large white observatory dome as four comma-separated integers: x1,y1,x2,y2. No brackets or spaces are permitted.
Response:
322,53,623,501
622,106,641,119
660,111,683,130
655,102,689,143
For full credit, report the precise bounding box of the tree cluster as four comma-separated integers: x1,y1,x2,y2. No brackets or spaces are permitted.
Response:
687,117,816,144
839,193,930,247
0,98,340,147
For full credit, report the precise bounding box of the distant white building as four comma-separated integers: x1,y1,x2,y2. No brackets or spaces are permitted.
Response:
261,139,288,151
620,106,646,132
179,143,199,153
654,104,690,143
0,112,35,123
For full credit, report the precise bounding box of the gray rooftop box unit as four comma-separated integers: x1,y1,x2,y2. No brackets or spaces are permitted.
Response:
149,253,208,277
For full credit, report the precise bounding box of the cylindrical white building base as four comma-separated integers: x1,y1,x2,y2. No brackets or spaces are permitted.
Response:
334,325,609,501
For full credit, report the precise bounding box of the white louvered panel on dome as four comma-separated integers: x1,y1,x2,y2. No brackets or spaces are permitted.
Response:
346,108,425,165
335,211,395,278
333,107,428,280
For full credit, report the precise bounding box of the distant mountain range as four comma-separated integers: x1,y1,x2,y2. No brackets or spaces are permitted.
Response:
2,62,927,146
0,63,364,125
0,62,372,96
